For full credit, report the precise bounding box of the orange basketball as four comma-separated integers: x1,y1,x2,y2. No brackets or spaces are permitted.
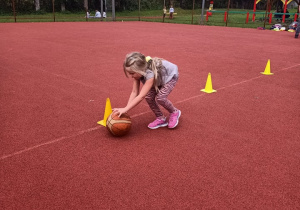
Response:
106,112,132,137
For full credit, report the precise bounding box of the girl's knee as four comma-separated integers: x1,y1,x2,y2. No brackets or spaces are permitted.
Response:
145,95,154,103
156,96,167,104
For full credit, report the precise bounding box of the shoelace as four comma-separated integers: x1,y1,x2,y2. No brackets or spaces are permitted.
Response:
152,118,165,124
169,113,177,122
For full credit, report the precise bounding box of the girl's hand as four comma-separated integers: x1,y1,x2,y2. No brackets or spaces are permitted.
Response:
113,108,128,117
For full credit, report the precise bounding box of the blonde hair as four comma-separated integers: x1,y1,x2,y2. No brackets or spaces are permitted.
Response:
123,52,163,92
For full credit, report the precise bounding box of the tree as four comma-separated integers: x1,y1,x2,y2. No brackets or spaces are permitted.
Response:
84,0,88,10
35,0,40,11
294,0,300,13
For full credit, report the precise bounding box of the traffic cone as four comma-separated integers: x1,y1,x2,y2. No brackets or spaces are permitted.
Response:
201,73,216,93
261,59,273,75
97,98,112,127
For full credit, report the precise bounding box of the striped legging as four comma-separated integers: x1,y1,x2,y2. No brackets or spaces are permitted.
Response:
296,19,300,37
145,76,178,117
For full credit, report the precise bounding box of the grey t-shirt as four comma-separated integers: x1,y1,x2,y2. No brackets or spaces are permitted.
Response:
141,60,178,86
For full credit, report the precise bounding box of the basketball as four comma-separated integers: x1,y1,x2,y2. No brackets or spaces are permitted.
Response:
106,112,132,137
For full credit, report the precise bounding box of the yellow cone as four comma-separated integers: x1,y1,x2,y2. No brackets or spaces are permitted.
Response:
261,59,273,75
201,73,216,93
97,98,112,127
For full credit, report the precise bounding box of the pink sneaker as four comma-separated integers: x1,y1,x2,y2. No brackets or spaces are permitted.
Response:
148,117,168,129
168,110,181,129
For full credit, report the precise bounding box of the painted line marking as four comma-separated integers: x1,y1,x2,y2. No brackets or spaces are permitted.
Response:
1,64,299,161
0,127,99,161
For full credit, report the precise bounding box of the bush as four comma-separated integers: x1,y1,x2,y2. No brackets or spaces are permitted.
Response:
61,10,72,14
16,1,34,14
34,10,47,15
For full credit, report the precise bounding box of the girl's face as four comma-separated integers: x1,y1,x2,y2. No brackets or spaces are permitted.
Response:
125,67,142,80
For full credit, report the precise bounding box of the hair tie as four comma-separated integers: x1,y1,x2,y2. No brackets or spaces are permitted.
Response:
146,56,152,63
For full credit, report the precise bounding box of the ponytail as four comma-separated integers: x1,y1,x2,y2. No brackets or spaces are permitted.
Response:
147,57,163,92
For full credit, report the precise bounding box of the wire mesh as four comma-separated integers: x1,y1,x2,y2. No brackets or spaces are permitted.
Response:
0,0,299,28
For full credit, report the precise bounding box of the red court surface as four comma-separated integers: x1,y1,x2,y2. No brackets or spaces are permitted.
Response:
1,22,299,209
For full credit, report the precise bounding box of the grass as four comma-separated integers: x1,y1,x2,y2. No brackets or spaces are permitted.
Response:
0,8,298,29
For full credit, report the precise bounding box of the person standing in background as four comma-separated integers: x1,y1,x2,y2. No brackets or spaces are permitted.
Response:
169,5,174,19
163,6,167,19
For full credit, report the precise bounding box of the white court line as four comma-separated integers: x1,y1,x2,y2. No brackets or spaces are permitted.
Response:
174,63,300,105
0,127,100,161
1,64,299,161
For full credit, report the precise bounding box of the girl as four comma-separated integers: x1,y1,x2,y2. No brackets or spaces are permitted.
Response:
113,52,181,129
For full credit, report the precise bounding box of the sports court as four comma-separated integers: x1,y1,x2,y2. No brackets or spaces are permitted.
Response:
1,21,299,209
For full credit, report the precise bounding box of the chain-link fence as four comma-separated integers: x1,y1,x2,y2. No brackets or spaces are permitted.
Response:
0,0,116,22
0,0,299,28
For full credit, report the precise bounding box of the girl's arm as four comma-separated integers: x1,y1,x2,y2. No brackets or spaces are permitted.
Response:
127,78,140,105
114,78,154,116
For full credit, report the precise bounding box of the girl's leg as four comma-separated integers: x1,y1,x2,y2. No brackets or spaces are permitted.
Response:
296,22,300,38
157,76,181,128
145,87,164,118
156,77,178,113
